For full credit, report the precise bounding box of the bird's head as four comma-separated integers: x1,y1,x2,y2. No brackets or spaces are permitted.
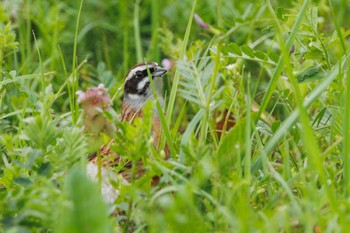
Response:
123,62,167,109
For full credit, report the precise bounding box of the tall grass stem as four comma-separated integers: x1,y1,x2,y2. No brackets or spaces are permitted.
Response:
165,0,198,127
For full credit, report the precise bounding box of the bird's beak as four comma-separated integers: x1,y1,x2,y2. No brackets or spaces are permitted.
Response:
152,67,167,77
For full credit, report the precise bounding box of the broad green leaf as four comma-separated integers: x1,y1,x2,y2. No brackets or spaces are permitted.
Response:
13,177,32,187
56,168,111,233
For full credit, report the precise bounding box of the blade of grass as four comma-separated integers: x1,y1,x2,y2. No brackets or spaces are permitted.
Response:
147,66,176,156
171,101,187,137
0,109,33,120
328,0,350,197
202,39,219,148
49,5,60,73
70,0,84,126
119,0,130,72
343,58,350,196
134,0,143,62
58,45,68,82
244,79,252,180
198,41,215,145
0,72,55,87
25,0,31,73
56,55,88,103
32,31,45,100
165,0,197,126
149,0,160,60
256,0,310,124
180,109,205,161
216,0,223,28
328,1,348,54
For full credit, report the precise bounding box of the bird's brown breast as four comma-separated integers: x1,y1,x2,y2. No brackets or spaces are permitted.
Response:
120,103,143,122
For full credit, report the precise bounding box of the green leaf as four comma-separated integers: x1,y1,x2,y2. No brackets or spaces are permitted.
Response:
240,45,255,58
304,48,324,59
268,51,279,63
227,42,242,56
56,168,111,233
13,177,32,187
221,45,229,55
312,108,327,127
254,50,267,61
37,162,51,176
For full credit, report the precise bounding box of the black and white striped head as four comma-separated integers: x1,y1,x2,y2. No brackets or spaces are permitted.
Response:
123,62,167,109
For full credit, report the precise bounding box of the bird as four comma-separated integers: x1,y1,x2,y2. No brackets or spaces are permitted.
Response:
84,61,168,203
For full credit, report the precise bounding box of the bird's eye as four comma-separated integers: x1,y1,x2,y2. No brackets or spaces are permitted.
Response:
136,71,143,78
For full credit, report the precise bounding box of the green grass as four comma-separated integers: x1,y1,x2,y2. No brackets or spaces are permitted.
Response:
1,0,350,232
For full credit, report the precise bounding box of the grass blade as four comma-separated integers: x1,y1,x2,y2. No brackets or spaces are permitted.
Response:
70,0,84,125
256,0,310,123
165,0,198,126
343,58,350,196
134,0,143,62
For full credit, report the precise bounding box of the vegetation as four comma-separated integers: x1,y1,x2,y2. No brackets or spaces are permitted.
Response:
1,0,350,232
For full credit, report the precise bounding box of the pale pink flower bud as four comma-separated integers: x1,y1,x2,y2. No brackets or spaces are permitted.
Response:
194,13,209,29
161,58,174,70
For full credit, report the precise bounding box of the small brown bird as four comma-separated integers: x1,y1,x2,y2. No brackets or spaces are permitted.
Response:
86,61,168,203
